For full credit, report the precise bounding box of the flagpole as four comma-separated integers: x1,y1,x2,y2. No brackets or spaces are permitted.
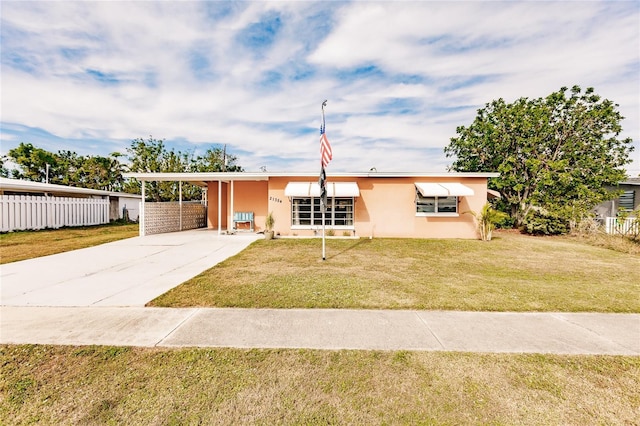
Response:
321,100,327,261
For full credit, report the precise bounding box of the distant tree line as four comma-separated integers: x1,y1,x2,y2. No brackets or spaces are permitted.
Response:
445,85,635,234
1,136,242,201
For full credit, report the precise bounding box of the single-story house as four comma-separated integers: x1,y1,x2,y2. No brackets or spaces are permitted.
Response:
125,171,499,239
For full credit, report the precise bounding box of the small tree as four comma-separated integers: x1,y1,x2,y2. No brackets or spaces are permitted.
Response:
466,203,508,241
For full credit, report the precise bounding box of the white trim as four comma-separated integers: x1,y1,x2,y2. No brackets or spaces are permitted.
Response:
416,213,460,218
124,171,499,182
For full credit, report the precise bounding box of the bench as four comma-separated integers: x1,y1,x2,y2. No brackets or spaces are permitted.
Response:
233,212,254,232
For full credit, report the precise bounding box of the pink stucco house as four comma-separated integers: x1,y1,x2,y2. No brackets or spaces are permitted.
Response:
125,171,499,239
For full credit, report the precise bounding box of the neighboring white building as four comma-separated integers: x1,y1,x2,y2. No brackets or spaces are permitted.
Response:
594,178,640,219
0,178,141,232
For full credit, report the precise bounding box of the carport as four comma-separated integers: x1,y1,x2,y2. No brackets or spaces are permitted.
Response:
123,172,269,236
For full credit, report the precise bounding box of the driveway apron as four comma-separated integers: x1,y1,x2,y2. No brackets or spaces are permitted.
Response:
0,229,260,307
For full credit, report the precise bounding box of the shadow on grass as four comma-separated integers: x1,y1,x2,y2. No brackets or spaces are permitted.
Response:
326,238,370,260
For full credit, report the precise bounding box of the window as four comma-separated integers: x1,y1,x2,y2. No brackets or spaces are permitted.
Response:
291,197,354,227
619,190,635,211
416,193,458,215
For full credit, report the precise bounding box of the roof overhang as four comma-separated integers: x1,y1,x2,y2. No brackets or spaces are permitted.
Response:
0,178,141,198
122,172,259,186
487,189,502,199
285,182,360,197
123,171,500,183
415,182,474,197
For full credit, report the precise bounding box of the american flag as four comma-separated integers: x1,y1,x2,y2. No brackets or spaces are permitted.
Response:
320,124,332,168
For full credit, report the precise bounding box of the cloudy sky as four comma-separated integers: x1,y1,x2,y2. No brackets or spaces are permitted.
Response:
1,1,639,174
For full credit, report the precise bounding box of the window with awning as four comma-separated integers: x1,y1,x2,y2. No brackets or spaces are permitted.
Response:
415,182,473,215
286,182,359,228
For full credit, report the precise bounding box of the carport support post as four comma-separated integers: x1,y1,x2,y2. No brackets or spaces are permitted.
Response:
140,182,146,237
217,180,222,236
230,179,234,234
179,181,183,231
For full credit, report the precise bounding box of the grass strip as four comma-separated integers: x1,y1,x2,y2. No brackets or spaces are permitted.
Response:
150,232,640,312
1,345,638,425
0,223,139,264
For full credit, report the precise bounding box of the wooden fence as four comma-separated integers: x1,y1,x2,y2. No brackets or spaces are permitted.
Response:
0,195,110,232
605,216,639,237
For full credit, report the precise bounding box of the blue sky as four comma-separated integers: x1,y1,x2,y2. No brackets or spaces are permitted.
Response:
1,1,639,175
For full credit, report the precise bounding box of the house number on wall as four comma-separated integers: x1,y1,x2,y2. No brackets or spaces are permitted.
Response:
269,196,283,203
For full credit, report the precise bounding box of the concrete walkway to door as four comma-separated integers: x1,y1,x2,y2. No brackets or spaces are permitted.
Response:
0,229,260,307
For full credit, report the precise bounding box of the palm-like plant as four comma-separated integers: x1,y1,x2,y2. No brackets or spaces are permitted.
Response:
467,203,508,241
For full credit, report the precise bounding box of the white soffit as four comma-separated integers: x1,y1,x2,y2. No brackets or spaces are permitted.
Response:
415,182,474,197
284,182,360,197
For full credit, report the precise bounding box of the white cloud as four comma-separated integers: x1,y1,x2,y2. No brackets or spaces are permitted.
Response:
1,1,638,175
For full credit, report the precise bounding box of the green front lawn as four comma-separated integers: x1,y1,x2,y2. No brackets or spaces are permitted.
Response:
150,231,640,312
0,223,139,264
1,345,638,425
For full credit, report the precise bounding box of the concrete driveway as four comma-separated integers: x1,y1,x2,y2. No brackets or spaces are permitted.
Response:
0,229,260,307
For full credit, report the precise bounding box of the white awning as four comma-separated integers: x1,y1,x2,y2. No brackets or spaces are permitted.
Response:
415,182,474,197
285,182,313,197
284,182,360,197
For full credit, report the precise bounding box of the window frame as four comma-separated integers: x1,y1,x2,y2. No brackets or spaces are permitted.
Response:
619,190,635,212
290,196,355,229
415,192,459,217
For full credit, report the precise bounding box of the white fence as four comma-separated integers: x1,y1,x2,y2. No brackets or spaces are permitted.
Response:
605,216,639,236
0,195,110,232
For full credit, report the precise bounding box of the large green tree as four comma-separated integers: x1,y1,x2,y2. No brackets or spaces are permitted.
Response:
7,142,58,182
445,86,634,227
7,143,126,191
124,136,243,201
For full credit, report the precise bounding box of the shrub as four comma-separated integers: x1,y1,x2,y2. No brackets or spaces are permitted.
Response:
523,211,569,235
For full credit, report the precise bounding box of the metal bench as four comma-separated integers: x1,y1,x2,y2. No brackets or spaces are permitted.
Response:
233,212,254,232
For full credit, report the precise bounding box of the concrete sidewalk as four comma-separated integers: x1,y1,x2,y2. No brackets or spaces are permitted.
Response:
1,307,638,355
1,230,260,307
